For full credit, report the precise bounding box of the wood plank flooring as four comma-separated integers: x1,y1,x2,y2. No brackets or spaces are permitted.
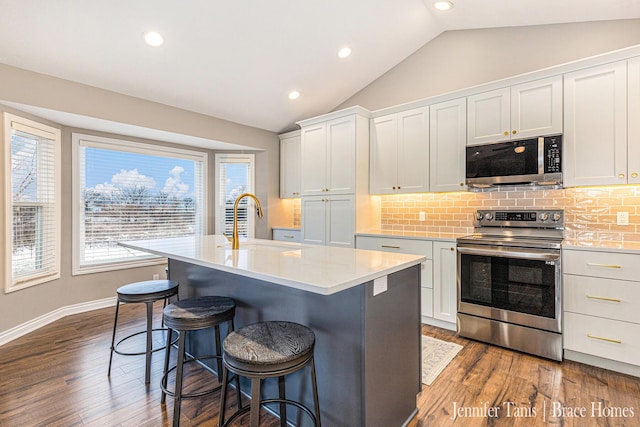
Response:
1,302,638,426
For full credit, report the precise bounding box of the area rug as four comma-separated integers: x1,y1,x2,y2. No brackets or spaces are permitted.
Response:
422,335,463,386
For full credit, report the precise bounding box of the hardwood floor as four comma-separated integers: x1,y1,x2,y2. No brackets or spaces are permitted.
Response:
1,303,638,426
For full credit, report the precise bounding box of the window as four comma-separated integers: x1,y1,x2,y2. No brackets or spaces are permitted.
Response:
72,133,207,274
3,113,61,293
214,153,255,238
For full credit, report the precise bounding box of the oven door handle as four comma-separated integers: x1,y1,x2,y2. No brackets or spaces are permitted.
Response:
457,245,560,261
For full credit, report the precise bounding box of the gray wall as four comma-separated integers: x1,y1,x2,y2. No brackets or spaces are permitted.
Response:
0,64,282,334
337,19,640,111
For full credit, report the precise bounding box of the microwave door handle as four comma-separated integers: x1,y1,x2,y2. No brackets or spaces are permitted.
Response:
457,245,560,262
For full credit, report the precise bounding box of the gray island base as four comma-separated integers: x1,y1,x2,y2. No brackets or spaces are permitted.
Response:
169,259,421,427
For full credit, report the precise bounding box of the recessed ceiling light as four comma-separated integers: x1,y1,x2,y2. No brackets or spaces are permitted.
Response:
433,1,453,11
288,91,300,100
143,31,164,47
338,47,352,59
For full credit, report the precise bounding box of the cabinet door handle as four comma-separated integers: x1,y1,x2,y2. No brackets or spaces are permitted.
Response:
283,235,295,239
503,131,509,136
618,173,625,178
587,334,622,344
512,130,517,135
586,262,622,269
632,172,638,178
381,245,401,249
586,295,621,303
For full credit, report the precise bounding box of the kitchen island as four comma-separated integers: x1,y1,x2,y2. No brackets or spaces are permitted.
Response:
120,236,425,427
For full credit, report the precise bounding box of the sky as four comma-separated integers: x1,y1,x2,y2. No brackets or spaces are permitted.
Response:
83,147,249,200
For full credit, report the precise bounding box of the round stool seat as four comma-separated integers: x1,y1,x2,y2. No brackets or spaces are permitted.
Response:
117,280,179,303
224,321,315,374
163,296,236,331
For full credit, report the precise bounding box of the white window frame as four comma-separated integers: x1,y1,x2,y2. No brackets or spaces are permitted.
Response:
3,113,62,293
214,153,256,238
72,133,209,275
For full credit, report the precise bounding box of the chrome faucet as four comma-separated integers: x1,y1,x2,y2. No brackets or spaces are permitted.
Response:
232,193,263,250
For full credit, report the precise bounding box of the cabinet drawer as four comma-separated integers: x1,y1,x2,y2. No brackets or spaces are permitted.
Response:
564,274,640,324
356,236,433,288
273,229,301,243
564,312,640,366
563,249,640,281
356,236,433,258
421,287,433,317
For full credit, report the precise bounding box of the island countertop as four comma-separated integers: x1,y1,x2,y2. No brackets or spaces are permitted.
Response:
119,235,425,295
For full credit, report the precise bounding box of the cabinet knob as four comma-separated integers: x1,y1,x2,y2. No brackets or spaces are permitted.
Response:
450,247,454,251
632,173,638,178
503,131,509,136
460,182,464,186
618,173,625,178
397,186,401,190
512,130,517,134
392,186,396,190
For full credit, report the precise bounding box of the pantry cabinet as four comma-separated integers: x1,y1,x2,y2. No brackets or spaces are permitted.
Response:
369,106,429,194
279,130,301,198
563,60,630,187
467,76,563,145
301,195,354,247
301,116,356,196
429,98,467,192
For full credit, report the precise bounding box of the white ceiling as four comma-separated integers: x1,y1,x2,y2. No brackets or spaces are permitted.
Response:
1,0,640,141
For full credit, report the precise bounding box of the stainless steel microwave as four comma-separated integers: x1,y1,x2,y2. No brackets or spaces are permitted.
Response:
465,135,562,189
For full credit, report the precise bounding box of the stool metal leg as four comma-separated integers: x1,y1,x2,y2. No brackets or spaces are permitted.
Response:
107,300,121,377
310,356,321,427
218,363,230,427
214,325,223,381
278,376,287,427
172,331,187,427
250,378,261,427
161,327,173,404
145,301,153,385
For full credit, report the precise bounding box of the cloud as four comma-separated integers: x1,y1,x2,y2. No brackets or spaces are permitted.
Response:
163,166,190,197
91,169,156,193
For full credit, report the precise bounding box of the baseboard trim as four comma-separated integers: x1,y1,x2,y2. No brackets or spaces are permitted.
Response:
0,297,117,347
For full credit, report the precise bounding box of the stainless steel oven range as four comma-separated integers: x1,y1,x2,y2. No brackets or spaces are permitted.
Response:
456,209,564,361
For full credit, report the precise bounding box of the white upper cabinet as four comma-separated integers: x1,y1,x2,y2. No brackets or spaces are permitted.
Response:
563,61,628,187
301,195,354,247
279,130,301,198
629,56,640,184
301,116,356,196
429,98,467,192
370,106,429,194
467,76,563,145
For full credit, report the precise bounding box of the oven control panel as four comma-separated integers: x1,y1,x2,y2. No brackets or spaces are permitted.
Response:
475,210,563,228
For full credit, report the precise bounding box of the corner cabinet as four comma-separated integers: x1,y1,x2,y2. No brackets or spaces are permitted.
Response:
279,130,301,198
467,76,563,145
369,106,430,194
429,98,467,192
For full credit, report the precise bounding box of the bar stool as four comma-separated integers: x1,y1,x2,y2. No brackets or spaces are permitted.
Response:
161,296,242,427
107,279,179,384
218,321,321,427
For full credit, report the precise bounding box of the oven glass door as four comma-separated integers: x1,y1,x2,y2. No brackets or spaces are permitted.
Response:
458,245,559,318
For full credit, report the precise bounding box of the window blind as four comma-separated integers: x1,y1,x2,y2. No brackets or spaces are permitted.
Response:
75,135,206,268
9,122,60,289
215,155,254,238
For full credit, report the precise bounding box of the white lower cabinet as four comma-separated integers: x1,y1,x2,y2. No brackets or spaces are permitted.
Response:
563,248,640,375
355,235,456,330
272,228,301,243
432,241,457,324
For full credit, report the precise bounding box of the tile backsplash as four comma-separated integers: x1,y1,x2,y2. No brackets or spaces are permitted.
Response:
379,186,640,241
287,186,640,241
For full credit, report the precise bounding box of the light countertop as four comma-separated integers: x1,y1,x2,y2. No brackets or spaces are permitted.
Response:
119,236,425,295
356,230,461,242
563,239,640,254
